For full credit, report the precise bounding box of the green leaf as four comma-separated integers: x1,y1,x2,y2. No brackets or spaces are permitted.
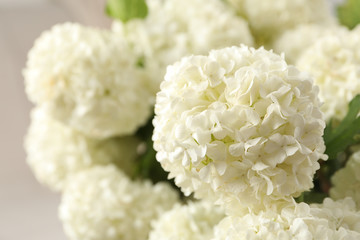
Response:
136,138,156,179
105,0,148,23
133,115,170,183
337,0,360,29
324,94,360,160
295,191,327,204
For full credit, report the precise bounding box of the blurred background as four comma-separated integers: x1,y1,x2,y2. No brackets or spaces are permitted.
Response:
0,0,109,239
0,0,345,239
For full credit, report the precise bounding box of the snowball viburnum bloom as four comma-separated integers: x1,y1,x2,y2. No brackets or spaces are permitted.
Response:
330,151,360,209
310,198,360,233
25,108,139,192
59,165,179,240
149,201,225,240
153,45,327,213
273,24,347,64
213,198,360,240
112,0,253,95
229,0,335,43
23,23,152,139
297,26,360,121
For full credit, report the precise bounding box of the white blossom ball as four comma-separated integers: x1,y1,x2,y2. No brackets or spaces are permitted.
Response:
59,165,179,240
153,45,327,213
273,24,347,64
296,27,360,121
330,151,360,209
112,0,253,95
24,22,152,139
149,201,225,240
230,0,335,44
213,198,360,240
25,107,140,192
310,198,360,233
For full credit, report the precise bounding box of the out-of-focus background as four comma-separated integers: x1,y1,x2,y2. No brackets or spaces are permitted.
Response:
0,0,109,239
0,0,344,239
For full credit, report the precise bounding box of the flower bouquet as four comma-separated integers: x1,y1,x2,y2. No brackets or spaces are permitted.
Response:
23,0,360,239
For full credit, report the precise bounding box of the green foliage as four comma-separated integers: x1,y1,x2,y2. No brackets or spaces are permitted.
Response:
302,95,360,204
133,115,169,183
295,191,328,204
105,0,148,23
324,95,360,160
337,0,360,29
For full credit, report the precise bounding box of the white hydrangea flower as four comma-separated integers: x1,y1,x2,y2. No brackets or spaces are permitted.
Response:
149,201,225,240
153,45,327,213
59,165,179,240
25,107,140,192
112,0,254,95
330,151,360,209
213,198,360,240
310,198,360,233
24,22,152,139
228,0,335,44
296,26,360,121
273,24,347,64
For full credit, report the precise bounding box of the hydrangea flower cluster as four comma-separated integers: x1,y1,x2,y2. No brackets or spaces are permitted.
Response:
153,45,327,213
23,22,175,240
227,0,335,44
296,26,360,121
25,107,139,192
330,150,360,209
273,24,347,64
23,23,152,139
149,201,225,240
59,165,179,240
213,198,360,240
112,0,253,95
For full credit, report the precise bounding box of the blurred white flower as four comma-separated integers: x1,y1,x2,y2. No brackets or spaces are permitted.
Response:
23,22,152,139
227,0,246,17
228,0,335,44
59,165,179,240
311,198,360,233
273,24,347,64
330,151,360,209
25,107,139,192
112,0,254,95
153,45,326,213
213,198,360,240
149,201,225,240
297,26,360,121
